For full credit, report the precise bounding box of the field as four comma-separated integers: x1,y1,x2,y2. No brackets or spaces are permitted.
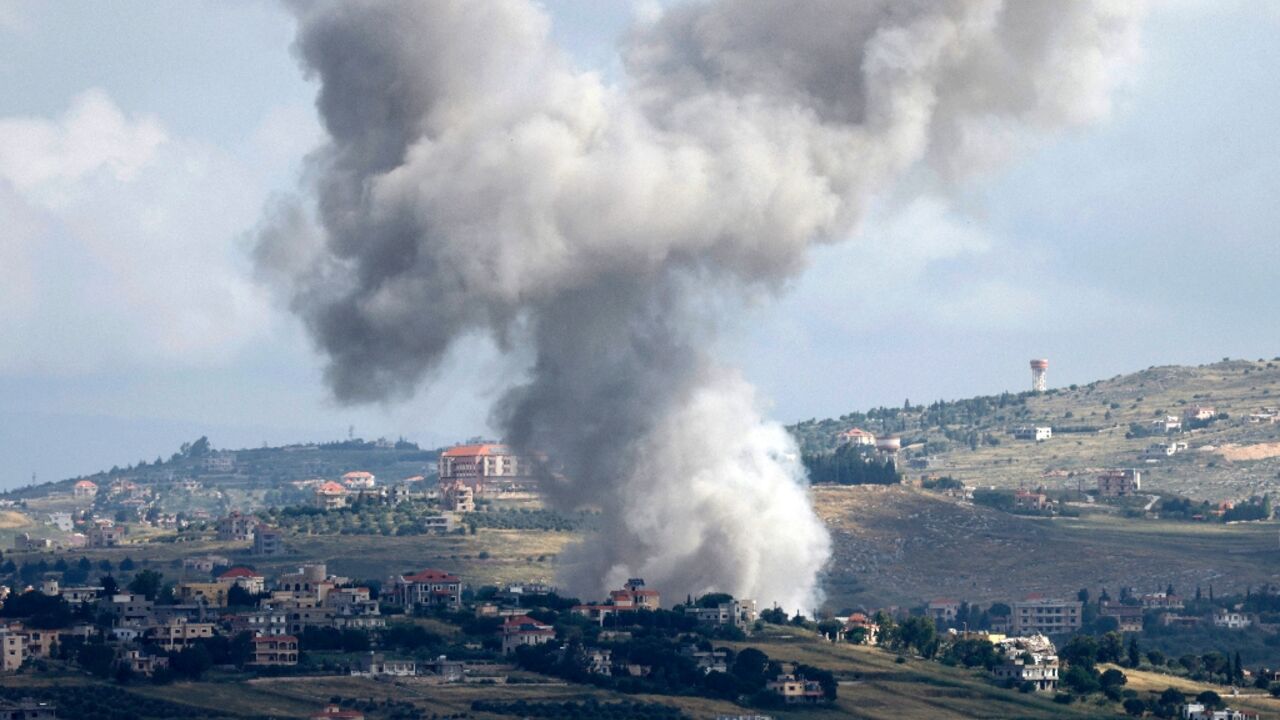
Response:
815,484,1280,608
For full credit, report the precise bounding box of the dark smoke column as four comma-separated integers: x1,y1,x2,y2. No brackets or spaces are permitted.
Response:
258,0,1143,610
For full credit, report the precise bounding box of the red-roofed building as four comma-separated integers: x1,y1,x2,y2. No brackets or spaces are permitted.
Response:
73,479,98,498
387,569,462,609
341,471,376,489
500,615,555,654
927,598,961,624
438,444,533,493
218,567,266,595
840,428,877,447
314,481,348,510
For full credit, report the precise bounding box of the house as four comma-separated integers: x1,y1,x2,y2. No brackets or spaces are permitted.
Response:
842,613,879,645
1181,703,1258,720
310,705,364,720
12,534,52,552
178,581,228,607
1010,596,1082,635
927,599,961,624
840,428,877,447
88,524,126,548
0,633,23,672
203,452,236,472
1014,490,1052,511
421,655,466,682
1097,469,1141,497
249,635,299,666
352,651,416,677
46,512,72,532
59,586,102,605
218,567,266,595
72,479,98,498
99,593,154,625
120,648,169,677
1159,613,1202,629
500,615,555,654
1212,609,1252,630
0,699,56,719
1099,602,1145,633
314,481,348,510
680,645,729,674
387,569,463,609
144,619,216,651
1152,415,1183,432
253,525,285,555
1184,406,1217,422
438,443,534,493
440,478,475,513
228,610,289,637
217,512,257,542
1139,592,1184,610
685,598,758,629
341,471,376,489
610,579,661,610
1012,426,1052,441
183,555,231,574
765,673,826,704
993,635,1059,691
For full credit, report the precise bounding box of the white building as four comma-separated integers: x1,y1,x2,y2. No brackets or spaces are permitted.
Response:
1012,426,1052,441
1212,609,1252,630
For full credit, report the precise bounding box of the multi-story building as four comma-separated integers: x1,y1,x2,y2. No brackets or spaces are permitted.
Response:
144,619,216,651
217,512,257,542
1213,609,1252,630
387,569,462,610
438,444,533,493
1010,596,1082,635
341,471,376,489
765,673,826,704
440,478,475,513
0,633,24,672
228,610,289,637
685,598,758,630
253,525,285,556
88,524,125,548
99,593,154,625
1012,426,1053,441
1099,602,1145,633
72,480,98,498
1183,406,1217,422
249,635,298,666
1097,469,1141,497
218,567,267,595
840,428,877,446
927,598,962,624
499,615,555,654
314,482,348,510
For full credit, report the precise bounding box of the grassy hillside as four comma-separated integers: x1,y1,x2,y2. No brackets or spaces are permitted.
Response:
792,358,1280,502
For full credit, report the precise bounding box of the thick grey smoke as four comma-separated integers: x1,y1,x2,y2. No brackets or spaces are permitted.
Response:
259,0,1142,610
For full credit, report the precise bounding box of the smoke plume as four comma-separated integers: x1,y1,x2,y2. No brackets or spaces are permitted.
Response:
258,0,1143,610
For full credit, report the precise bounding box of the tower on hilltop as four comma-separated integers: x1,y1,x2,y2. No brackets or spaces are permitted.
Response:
1030,358,1049,393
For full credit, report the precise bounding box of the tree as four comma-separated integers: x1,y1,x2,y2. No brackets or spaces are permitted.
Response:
227,584,257,608
1100,668,1127,689
1062,665,1101,695
816,619,844,641
1097,632,1124,665
1060,636,1099,670
1127,636,1141,668
1123,698,1147,716
127,570,164,601
120,557,135,571
1195,690,1222,710
99,575,119,597
1077,588,1090,604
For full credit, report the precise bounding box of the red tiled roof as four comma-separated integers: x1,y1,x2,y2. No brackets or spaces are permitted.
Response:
317,481,346,494
74,480,97,488
342,471,374,479
441,443,510,457
402,569,460,584
218,567,262,580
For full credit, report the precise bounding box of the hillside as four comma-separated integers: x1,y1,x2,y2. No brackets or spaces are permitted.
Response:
792,358,1280,503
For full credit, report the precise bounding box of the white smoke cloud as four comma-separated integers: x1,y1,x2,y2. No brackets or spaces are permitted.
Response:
261,0,1144,609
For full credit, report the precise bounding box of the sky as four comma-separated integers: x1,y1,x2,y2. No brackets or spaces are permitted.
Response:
1,0,1278,487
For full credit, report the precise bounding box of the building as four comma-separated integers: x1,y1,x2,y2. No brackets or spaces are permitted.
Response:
0,698,56,719
46,512,72,532
1184,406,1217,422
249,635,298,666
88,524,125,548
183,555,231,574
352,651,416,677
927,599,961,624
1012,426,1052,441
438,443,533,493
99,593,153,625
765,673,826,704
1153,415,1183,432
993,635,1059,691
1030,358,1048,392
217,512,257,542
228,610,289,637
1139,592,1184,610
387,569,463,610
685,598,758,630
310,705,365,720
500,615,555,654
218,567,267,595
440,478,475,513
1097,469,1141,497
1010,596,1082,635
0,633,24,672
1212,609,1252,630
341,471,376,489
72,479,98,498
253,525,285,556
609,579,661,610
1099,602,1145,633
843,613,879,645
1014,490,1051,512
1181,703,1259,720
840,428,877,447
314,481,348,510
144,619,216,651
178,582,228,607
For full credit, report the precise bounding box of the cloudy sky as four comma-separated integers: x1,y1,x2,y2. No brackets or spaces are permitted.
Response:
1,0,1278,487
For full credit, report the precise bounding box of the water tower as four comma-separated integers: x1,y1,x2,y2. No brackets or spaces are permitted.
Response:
1030,358,1049,392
